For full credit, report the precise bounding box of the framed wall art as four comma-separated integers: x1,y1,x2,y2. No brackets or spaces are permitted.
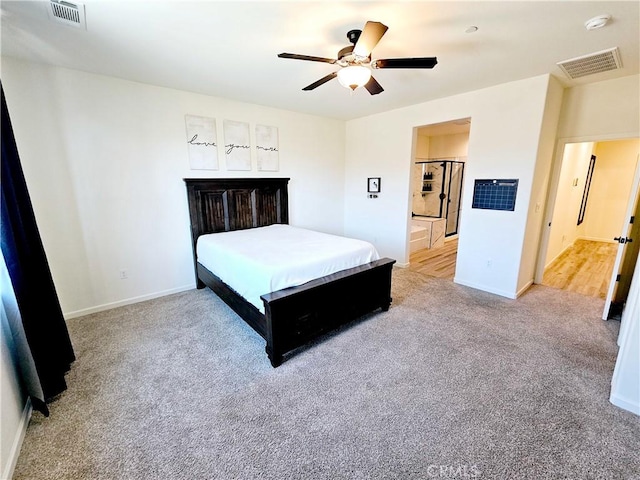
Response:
185,115,218,170
223,120,251,171
256,124,279,171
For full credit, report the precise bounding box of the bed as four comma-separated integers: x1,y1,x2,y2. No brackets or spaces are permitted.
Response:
184,177,396,367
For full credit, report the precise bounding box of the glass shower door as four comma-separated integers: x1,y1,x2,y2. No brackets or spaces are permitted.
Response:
445,161,464,236
413,159,465,237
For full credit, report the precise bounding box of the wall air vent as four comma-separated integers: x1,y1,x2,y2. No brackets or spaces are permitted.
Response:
48,0,86,29
557,47,622,79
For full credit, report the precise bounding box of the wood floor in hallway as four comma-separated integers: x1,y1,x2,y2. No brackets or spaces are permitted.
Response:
542,239,618,299
409,238,616,299
409,238,458,279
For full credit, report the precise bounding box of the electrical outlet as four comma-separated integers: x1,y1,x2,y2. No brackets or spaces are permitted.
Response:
486,259,492,268
119,270,128,280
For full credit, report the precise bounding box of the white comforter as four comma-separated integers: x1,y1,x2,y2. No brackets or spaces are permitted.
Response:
196,224,380,313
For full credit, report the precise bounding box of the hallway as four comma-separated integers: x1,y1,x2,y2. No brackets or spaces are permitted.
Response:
542,239,617,299
409,238,617,300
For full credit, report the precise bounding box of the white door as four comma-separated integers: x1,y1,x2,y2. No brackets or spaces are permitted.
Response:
603,156,640,320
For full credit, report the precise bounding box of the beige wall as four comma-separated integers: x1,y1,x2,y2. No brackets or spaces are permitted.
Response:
583,139,640,241
517,75,565,291
345,74,560,298
545,142,594,266
537,74,640,283
557,75,640,140
415,135,430,158
1,57,347,318
425,133,469,159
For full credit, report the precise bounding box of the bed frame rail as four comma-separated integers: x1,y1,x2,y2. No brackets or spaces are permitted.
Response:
184,177,396,367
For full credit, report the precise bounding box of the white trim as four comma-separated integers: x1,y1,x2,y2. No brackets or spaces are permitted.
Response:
453,278,517,299
603,156,640,320
558,132,640,145
395,262,410,268
63,284,194,320
515,280,534,298
578,236,617,244
609,253,640,416
2,398,32,480
610,393,640,416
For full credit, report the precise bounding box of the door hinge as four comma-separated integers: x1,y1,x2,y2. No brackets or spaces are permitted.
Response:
616,274,621,282
631,215,635,224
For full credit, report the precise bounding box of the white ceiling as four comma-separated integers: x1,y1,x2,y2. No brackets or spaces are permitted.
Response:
1,1,638,120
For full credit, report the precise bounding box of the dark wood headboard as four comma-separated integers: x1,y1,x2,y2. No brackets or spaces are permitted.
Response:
184,177,290,267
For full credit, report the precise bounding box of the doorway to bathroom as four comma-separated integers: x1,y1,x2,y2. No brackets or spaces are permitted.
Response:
409,118,470,279
414,159,465,236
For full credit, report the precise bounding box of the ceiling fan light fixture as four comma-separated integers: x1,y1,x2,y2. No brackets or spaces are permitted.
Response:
337,65,372,91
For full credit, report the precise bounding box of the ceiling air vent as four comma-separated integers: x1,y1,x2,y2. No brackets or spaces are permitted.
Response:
48,0,86,29
557,47,622,80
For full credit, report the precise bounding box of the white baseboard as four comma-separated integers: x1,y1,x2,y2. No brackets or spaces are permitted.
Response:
63,284,194,320
579,235,617,244
516,280,534,298
453,278,517,299
610,393,640,416
2,398,32,480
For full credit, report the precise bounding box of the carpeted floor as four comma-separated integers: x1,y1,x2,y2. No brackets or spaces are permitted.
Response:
12,268,640,479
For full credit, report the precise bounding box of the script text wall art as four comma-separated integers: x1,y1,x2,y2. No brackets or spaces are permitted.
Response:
185,115,218,170
224,120,251,171
256,125,279,172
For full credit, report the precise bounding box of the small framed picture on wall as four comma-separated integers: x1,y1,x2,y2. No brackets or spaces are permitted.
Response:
368,177,381,193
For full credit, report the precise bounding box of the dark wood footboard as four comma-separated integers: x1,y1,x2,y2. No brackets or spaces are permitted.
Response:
261,257,396,367
196,258,395,367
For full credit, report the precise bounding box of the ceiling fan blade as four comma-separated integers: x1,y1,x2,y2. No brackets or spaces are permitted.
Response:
278,53,337,64
302,72,338,91
364,76,384,95
353,21,388,57
373,57,438,69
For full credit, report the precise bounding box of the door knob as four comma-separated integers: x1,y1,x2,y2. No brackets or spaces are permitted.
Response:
614,237,633,244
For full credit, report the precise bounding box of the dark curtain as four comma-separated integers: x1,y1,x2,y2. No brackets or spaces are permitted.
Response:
1,82,75,416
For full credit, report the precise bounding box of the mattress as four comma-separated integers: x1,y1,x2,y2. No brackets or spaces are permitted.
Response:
196,224,380,313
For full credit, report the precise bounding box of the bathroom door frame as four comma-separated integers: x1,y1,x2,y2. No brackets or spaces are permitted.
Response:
413,159,465,237
443,160,465,237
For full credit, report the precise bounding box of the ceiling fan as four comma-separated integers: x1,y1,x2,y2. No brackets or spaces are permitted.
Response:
277,21,438,95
